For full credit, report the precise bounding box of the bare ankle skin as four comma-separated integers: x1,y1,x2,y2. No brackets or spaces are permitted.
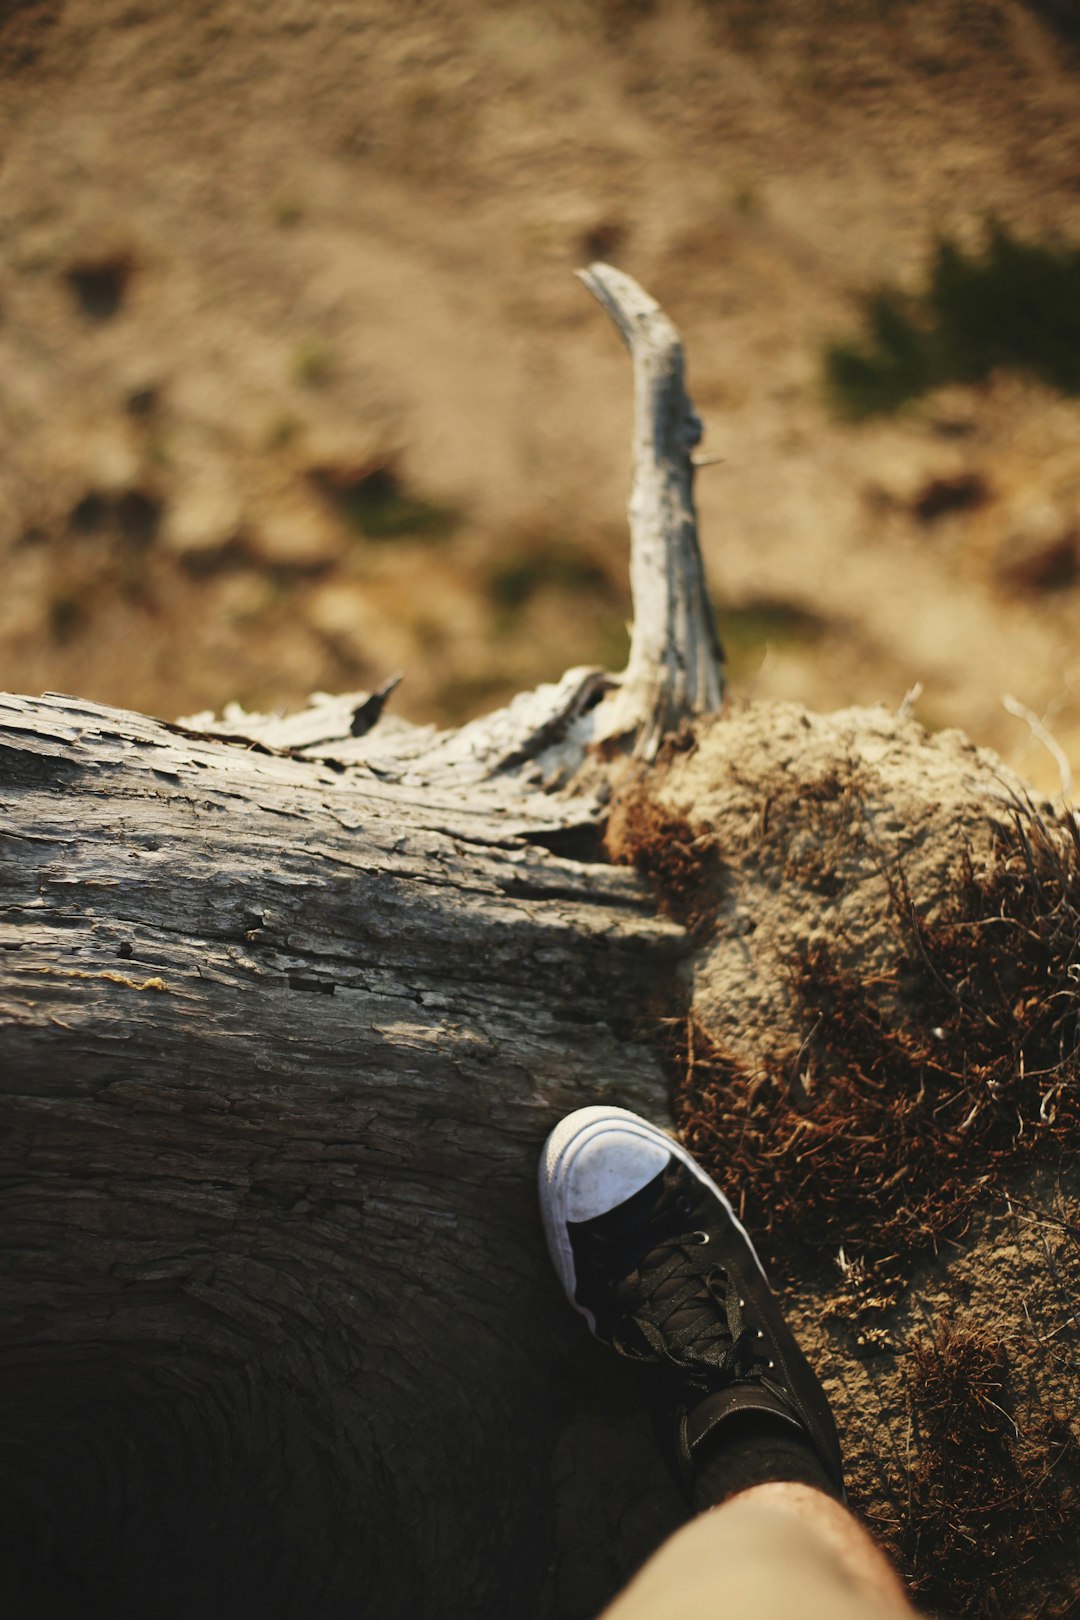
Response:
602,1478,916,1620
713,1481,913,1614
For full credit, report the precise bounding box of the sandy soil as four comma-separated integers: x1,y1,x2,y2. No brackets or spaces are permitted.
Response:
3,0,1080,793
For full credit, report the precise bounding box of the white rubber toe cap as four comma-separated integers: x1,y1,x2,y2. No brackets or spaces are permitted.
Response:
538,1104,765,1333
538,1107,679,1325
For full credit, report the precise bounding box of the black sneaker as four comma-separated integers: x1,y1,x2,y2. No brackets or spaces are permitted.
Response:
538,1105,844,1501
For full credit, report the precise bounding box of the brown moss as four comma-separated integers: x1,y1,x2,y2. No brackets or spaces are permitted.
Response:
605,790,725,932
672,805,1080,1297
868,1319,1079,1618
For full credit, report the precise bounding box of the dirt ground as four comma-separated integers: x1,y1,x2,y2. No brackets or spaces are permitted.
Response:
630,705,1080,1620
2,0,1080,794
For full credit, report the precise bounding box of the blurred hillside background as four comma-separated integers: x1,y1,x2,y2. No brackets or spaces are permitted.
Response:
3,0,1080,790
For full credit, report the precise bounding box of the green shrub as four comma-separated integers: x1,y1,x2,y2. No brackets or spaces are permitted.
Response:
327,465,459,541
291,341,332,388
487,543,611,613
825,221,1080,417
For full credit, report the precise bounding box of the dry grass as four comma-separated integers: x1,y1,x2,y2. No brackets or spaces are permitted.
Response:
888,1320,1079,1618
661,805,1080,1294
606,788,725,933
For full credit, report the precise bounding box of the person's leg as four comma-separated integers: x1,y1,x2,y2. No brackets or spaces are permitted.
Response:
601,1483,914,1620
538,1107,916,1620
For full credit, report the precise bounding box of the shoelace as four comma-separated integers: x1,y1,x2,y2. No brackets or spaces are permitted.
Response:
608,1232,768,1383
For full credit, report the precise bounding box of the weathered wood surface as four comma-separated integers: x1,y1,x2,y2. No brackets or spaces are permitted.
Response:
0,689,682,1619
579,264,725,759
0,266,722,1620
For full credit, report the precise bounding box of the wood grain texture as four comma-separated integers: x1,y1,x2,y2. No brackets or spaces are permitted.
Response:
577,264,725,759
0,689,682,1620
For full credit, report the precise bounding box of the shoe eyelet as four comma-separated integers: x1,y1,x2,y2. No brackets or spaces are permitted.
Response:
676,1194,694,1216
756,1329,764,1339
768,1360,776,1370
692,1231,710,1246
738,1298,745,1308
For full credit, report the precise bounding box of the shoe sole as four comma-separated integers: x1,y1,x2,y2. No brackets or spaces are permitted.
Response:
539,1105,769,1334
